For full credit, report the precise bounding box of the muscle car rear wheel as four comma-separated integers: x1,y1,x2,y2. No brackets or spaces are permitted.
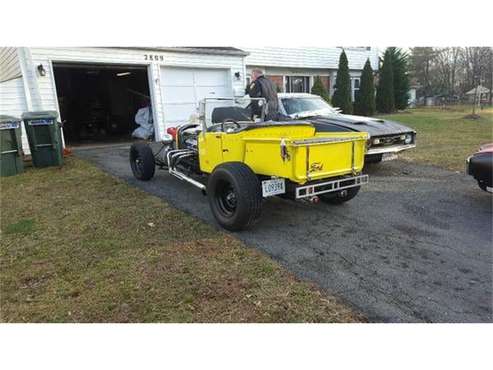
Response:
320,186,360,205
130,143,155,181
208,162,262,231
365,154,383,163
478,180,492,193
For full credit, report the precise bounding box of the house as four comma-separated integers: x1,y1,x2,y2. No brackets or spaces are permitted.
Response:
465,85,491,103
244,47,379,101
407,81,421,108
0,47,248,152
0,47,379,154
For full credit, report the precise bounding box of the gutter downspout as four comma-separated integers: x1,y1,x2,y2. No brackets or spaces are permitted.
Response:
17,47,33,111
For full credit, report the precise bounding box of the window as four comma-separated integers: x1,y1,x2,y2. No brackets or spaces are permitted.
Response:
285,76,310,93
354,78,360,90
352,78,360,101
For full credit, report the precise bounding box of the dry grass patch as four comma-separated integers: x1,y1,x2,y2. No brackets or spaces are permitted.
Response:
1,158,363,323
378,106,492,171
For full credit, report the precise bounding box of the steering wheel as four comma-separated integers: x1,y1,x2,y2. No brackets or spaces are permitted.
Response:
221,119,241,133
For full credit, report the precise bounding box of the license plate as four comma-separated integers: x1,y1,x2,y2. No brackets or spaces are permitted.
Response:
382,153,398,161
262,178,285,197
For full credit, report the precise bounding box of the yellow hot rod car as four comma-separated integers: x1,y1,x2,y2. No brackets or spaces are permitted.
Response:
130,98,369,231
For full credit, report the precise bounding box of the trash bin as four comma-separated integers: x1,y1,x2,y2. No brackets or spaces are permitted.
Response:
22,111,63,168
0,115,24,177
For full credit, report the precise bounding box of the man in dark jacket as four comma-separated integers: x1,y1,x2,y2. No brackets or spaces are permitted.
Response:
247,69,280,121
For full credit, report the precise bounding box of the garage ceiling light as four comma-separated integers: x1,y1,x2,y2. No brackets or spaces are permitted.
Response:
117,72,132,77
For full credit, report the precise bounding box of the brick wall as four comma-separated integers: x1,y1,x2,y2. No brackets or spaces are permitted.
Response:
266,75,284,92
319,76,330,91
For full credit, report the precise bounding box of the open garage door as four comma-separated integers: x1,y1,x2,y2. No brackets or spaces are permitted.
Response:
53,63,151,145
160,67,232,126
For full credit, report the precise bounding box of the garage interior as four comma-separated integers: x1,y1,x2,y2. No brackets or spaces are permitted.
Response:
53,63,151,145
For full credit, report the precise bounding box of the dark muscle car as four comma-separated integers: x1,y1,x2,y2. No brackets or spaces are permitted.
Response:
278,93,416,162
466,143,493,193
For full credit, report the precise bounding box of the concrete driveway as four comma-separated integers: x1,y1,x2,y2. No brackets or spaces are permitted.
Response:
76,145,493,323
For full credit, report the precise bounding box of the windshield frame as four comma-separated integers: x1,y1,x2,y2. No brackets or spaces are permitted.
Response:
200,97,267,131
281,96,338,118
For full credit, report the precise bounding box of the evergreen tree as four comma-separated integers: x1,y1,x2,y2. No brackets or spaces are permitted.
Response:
376,49,395,113
354,59,376,116
388,47,410,110
311,76,331,103
332,50,353,114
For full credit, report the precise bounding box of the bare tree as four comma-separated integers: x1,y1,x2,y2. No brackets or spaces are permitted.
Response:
410,47,493,106
485,48,493,105
434,48,460,95
462,47,491,89
410,47,436,98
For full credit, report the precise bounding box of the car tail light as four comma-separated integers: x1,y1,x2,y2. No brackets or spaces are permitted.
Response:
167,127,177,139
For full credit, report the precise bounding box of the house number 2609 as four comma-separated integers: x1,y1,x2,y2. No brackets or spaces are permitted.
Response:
144,54,164,61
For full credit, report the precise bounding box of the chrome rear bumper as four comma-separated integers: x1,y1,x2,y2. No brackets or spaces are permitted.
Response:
295,174,369,199
366,144,416,155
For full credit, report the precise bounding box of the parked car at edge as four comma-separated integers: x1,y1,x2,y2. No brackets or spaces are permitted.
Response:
278,93,416,163
466,143,493,193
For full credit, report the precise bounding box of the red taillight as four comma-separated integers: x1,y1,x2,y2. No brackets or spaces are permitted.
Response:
167,127,177,139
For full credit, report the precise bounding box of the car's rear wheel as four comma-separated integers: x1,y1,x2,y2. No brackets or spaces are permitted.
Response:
207,162,262,231
365,154,383,163
320,186,360,204
130,143,155,181
478,180,492,193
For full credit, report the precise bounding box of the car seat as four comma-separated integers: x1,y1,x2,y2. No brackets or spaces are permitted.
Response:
211,106,252,124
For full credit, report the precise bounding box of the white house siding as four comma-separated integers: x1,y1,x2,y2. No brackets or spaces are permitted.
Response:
244,47,379,71
244,47,378,99
16,47,246,149
0,47,21,82
0,47,29,152
0,76,26,116
0,77,30,152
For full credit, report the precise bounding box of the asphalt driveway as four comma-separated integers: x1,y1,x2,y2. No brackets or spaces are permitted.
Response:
76,145,492,323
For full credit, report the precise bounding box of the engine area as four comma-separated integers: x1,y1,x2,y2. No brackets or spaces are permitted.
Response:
153,124,202,178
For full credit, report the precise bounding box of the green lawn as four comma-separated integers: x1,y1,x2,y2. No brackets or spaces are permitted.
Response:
378,106,493,171
0,158,363,323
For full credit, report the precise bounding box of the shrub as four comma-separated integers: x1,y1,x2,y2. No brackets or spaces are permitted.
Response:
332,50,353,114
354,59,376,116
311,76,331,103
376,49,395,113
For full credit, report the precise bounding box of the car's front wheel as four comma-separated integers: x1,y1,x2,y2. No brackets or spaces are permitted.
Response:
207,162,262,231
130,143,155,181
320,186,360,204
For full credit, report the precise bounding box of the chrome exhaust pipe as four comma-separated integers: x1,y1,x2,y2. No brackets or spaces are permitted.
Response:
308,196,320,204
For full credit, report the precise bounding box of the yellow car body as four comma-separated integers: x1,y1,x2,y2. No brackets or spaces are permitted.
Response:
130,98,370,230
197,123,368,185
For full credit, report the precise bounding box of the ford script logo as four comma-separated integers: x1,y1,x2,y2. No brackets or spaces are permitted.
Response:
309,162,323,172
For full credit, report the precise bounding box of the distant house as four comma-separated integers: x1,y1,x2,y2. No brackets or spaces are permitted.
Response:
408,81,421,107
243,47,379,101
465,85,491,103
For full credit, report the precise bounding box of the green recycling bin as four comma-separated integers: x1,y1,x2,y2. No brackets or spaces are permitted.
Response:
0,115,24,177
22,111,63,168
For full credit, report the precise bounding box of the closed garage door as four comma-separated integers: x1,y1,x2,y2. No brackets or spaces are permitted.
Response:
160,67,232,126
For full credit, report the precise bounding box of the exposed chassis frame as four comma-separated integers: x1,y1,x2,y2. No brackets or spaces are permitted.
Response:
295,174,369,199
